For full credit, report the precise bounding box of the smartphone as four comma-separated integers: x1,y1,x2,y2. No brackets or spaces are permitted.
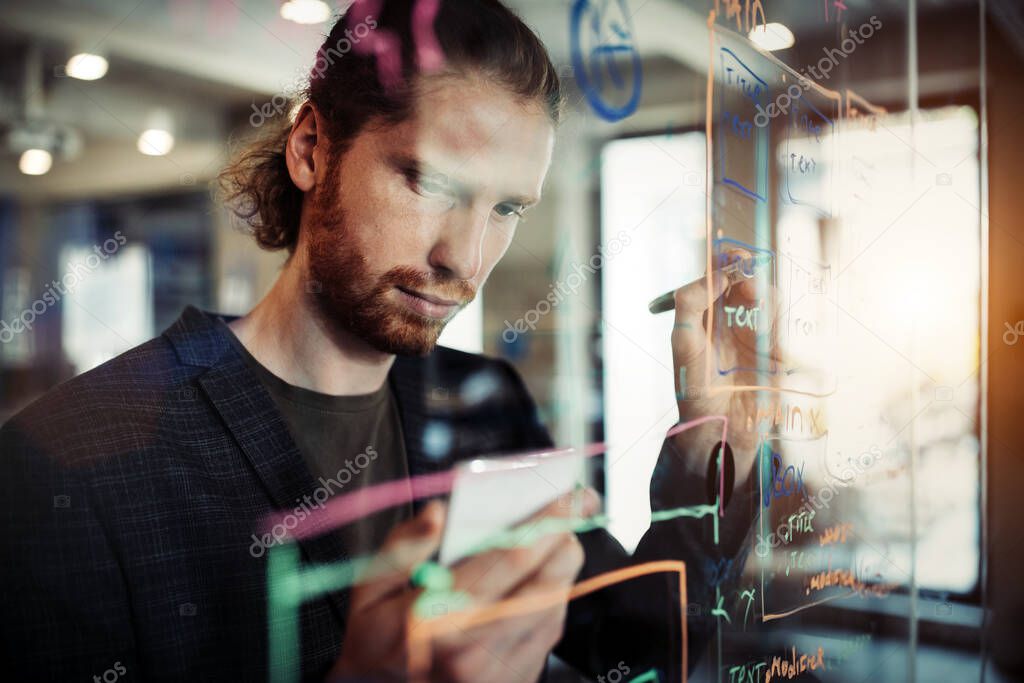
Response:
438,448,587,566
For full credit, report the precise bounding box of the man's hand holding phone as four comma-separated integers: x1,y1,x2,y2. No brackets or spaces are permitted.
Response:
328,487,600,682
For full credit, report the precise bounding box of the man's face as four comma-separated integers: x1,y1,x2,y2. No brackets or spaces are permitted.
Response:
305,73,555,356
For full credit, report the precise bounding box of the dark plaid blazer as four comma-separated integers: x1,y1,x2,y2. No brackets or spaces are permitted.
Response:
0,306,758,682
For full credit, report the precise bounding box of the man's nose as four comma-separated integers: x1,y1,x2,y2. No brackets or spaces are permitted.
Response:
428,205,489,281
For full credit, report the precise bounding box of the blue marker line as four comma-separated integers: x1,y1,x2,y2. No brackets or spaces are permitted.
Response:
717,47,769,202
570,0,643,122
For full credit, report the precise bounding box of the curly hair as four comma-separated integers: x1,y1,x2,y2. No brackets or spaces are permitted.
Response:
215,0,563,253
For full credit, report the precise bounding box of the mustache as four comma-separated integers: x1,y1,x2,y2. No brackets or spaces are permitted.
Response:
381,266,476,305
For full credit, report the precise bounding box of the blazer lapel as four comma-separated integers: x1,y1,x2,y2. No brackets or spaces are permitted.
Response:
166,307,350,624
201,356,352,621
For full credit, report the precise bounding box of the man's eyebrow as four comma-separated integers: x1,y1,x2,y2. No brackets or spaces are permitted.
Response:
510,193,541,209
389,152,540,207
507,188,540,206
389,153,465,189
388,153,450,182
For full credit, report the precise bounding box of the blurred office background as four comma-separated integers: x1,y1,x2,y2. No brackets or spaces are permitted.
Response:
0,0,1022,681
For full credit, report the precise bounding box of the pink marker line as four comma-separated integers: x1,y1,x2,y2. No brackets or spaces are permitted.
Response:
411,0,444,73
347,0,403,90
267,414,729,540
345,0,444,91
271,469,455,541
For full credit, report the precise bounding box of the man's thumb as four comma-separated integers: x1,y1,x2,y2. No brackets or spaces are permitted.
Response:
351,501,447,608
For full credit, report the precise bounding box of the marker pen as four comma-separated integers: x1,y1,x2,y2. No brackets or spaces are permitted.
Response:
647,260,755,315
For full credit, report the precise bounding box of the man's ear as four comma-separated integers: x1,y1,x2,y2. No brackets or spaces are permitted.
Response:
285,102,324,194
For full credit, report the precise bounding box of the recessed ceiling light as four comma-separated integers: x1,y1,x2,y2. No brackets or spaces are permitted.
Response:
66,53,109,80
19,148,53,175
749,22,795,51
280,0,331,25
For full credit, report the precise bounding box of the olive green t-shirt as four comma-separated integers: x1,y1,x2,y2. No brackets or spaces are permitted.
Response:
221,320,412,557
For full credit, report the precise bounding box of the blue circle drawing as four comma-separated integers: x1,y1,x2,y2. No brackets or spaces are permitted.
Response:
570,0,643,122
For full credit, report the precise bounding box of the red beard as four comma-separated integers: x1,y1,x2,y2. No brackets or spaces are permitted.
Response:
304,176,476,357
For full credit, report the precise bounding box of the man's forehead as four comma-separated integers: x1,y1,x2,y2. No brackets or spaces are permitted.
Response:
384,76,554,197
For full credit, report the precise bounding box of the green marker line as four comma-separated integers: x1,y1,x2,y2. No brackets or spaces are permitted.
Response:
267,499,723,682
676,366,688,401
651,502,719,544
268,543,301,683
710,586,731,624
272,501,722,605
629,669,660,683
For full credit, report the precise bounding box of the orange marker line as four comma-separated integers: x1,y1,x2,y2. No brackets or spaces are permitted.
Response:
704,10,717,391
405,561,688,682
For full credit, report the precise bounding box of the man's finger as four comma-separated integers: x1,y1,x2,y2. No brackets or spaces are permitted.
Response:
501,605,568,681
431,600,556,671
672,270,728,363
435,535,578,662
450,524,576,604
530,486,600,522
350,500,446,610
446,535,578,673
673,270,729,321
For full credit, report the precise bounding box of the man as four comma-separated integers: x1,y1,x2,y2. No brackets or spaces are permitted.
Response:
0,1,764,681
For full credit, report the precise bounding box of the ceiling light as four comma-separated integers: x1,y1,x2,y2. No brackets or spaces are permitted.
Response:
280,0,331,25
138,109,175,156
749,22,795,51
66,53,109,80
137,129,174,156
19,148,53,175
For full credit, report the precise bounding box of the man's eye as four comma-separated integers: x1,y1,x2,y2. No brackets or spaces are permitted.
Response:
414,174,449,196
494,203,525,218
405,168,450,199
